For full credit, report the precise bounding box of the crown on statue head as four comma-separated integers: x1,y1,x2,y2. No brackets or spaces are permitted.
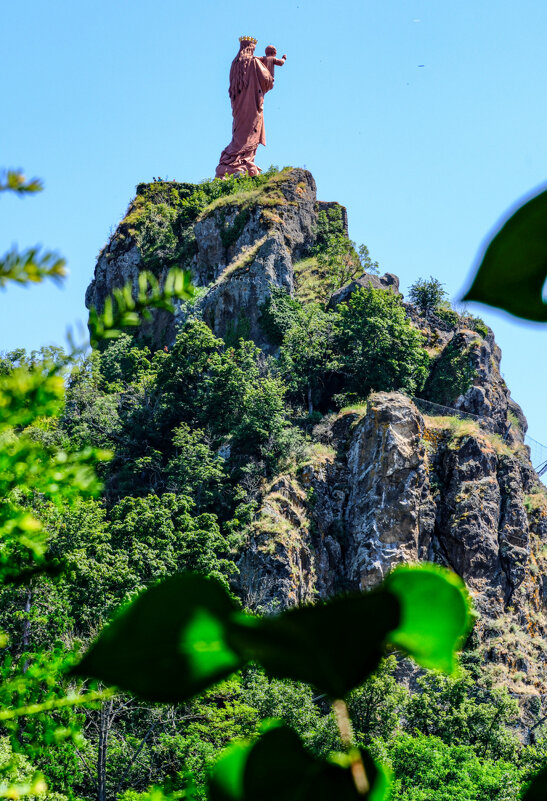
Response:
239,35,258,44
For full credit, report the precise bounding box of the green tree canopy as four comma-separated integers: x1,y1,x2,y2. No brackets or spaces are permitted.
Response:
335,287,429,399
408,277,448,317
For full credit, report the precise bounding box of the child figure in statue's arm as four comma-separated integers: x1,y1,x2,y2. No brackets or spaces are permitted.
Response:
260,45,287,78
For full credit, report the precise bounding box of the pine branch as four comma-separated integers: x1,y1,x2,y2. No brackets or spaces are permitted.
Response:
0,246,67,288
0,170,43,194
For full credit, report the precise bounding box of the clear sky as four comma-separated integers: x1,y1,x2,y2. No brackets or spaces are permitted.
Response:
3,0,547,456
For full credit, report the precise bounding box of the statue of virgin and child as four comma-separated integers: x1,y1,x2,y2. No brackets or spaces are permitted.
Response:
215,36,286,178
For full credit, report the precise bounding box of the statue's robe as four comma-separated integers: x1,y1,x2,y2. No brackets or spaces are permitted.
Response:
215,57,274,177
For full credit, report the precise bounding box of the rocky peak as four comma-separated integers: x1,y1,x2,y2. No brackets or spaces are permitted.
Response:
86,166,547,707
87,168,343,349
86,166,527,441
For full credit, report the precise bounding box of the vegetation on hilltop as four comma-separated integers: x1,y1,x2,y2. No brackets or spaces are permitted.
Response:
110,167,290,273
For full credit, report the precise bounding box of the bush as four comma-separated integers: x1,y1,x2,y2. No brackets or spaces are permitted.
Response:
383,732,522,801
259,286,303,346
335,287,430,399
279,301,338,412
466,316,489,338
97,334,154,389
434,304,460,329
166,423,227,510
409,277,448,317
423,336,478,405
153,320,296,469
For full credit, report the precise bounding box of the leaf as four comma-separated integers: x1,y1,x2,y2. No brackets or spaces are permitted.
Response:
209,723,390,801
75,576,399,702
229,589,400,699
463,187,547,321
0,775,48,799
384,564,472,673
209,737,250,800
74,565,470,703
523,765,547,801
72,574,243,702
0,367,64,429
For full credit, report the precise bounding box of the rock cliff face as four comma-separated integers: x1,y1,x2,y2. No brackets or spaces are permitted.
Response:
87,168,352,349
87,167,547,704
241,391,542,613
240,389,547,708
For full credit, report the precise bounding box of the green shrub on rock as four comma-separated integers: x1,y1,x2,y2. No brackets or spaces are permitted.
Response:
423,334,478,406
434,303,461,329
335,287,430,399
409,277,448,317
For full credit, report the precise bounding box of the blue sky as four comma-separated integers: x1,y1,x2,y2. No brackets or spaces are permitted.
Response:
3,0,547,454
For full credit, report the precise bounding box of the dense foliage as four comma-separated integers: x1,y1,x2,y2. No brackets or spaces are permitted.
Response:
261,285,430,411
0,313,534,801
422,335,479,405
335,288,430,400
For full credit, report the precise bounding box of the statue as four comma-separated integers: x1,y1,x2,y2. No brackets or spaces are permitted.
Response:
259,45,287,79
215,36,286,178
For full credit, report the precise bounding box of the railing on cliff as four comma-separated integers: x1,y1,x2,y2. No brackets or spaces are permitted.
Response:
411,396,547,480
411,397,488,426
525,434,547,478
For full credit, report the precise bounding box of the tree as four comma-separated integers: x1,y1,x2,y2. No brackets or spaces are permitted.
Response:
0,168,198,801
166,424,226,511
154,320,294,468
357,243,380,275
259,287,303,347
315,233,361,296
279,301,338,413
0,169,112,798
382,732,522,801
108,493,236,591
335,287,430,399
408,276,448,317
348,657,408,745
404,669,519,760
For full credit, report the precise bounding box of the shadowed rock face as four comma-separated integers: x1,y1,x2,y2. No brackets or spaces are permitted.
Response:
85,241,142,322
195,169,317,348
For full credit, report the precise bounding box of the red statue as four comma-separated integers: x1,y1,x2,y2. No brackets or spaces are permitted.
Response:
260,45,287,79
215,37,286,178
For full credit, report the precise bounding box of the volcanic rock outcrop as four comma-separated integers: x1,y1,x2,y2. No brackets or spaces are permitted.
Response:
88,168,350,349
87,167,547,707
